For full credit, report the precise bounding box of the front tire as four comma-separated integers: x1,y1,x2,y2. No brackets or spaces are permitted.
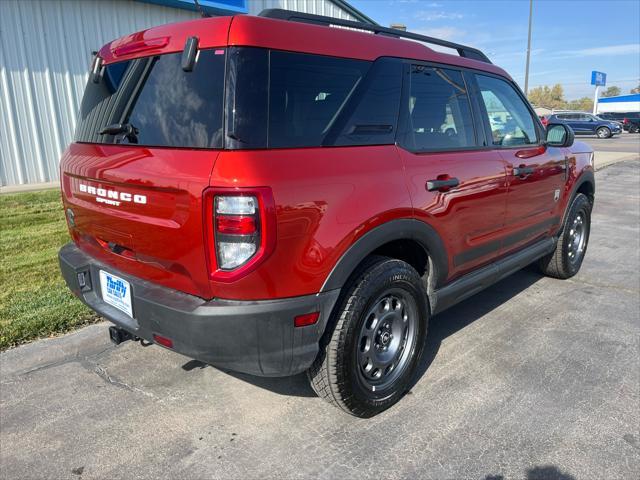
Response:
596,126,611,138
308,256,428,417
539,193,592,279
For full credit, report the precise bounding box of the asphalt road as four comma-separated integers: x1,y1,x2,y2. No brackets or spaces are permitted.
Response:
2,161,639,480
581,131,640,153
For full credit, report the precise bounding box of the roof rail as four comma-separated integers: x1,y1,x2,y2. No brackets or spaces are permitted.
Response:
258,9,492,64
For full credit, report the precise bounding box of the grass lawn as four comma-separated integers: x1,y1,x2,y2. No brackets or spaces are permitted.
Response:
0,189,98,349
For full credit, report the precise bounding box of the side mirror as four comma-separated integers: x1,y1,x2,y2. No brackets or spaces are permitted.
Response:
546,123,575,148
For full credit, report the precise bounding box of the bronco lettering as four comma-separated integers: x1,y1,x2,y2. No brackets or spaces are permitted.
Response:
78,183,147,205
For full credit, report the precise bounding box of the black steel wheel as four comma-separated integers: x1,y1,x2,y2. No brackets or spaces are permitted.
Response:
539,193,592,279
308,256,428,417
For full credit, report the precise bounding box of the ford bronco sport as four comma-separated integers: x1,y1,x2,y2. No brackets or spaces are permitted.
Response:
59,9,595,417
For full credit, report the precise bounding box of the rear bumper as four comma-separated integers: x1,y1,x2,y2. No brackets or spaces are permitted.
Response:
59,243,339,377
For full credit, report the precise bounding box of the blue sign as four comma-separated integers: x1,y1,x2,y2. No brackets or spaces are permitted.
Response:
591,71,607,86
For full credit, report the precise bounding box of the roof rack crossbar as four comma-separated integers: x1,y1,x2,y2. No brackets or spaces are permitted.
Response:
258,9,492,64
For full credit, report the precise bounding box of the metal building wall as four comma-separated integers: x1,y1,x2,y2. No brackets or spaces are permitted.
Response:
0,0,198,186
0,0,359,187
246,0,357,19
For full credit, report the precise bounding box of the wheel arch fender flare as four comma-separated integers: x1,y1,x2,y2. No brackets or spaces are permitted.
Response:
320,219,449,293
561,169,595,228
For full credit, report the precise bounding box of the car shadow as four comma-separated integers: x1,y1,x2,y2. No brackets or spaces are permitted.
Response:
486,464,576,480
186,266,543,399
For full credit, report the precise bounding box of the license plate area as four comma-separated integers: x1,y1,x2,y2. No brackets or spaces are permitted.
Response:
99,270,133,318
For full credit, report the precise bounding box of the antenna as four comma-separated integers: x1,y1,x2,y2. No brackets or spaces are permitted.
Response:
193,0,210,18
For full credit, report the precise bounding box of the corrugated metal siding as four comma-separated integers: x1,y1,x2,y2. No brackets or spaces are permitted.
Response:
247,0,357,20
0,0,358,186
0,0,198,186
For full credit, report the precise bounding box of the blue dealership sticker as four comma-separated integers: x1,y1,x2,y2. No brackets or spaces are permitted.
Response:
100,270,133,318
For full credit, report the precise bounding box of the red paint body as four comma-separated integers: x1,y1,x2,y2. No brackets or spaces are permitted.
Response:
60,15,594,301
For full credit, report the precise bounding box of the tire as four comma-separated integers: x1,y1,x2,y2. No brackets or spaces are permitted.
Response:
596,126,611,138
538,193,592,279
308,256,428,417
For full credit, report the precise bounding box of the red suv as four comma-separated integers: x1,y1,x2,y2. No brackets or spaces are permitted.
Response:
59,10,595,417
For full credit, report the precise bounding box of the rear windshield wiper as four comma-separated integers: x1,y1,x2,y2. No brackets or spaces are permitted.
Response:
99,123,139,143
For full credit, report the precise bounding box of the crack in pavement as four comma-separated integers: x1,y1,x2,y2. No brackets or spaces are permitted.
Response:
1,345,115,382
563,278,638,295
92,364,155,398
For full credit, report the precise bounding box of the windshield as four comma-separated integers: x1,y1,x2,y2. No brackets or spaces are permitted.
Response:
75,49,225,148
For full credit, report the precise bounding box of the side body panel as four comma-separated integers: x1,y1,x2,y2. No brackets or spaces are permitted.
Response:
397,148,509,280
499,146,567,254
561,141,595,215
206,146,413,300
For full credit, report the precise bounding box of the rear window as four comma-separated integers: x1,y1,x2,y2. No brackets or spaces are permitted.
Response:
75,49,225,148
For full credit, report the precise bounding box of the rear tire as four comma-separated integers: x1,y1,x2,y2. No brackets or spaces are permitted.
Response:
308,256,428,417
596,126,611,138
538,193,591,279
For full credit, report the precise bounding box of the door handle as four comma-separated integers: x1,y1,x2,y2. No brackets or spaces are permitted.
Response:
426,177,459,192
512,166,535,176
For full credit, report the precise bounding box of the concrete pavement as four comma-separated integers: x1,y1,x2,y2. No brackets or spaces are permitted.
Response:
1,161,639,479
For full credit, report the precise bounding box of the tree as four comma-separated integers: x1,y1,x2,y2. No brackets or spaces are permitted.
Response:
631,84,640,94
527,84,566,110
601,86,621,97
566,97,593,112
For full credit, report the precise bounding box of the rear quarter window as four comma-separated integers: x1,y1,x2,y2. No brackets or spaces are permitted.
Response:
224,49,403,149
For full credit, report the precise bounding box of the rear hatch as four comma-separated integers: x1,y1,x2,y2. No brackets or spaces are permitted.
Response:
61,21,229,298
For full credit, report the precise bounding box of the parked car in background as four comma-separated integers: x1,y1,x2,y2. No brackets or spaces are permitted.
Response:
545,112,622,138
597,112,640,133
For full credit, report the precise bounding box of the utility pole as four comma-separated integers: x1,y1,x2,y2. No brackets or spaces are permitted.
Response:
524,0,533,96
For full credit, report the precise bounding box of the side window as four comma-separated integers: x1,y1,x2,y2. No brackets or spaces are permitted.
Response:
401,65,476,151
331,59,403,146
476,74,538,147
268,51,370,148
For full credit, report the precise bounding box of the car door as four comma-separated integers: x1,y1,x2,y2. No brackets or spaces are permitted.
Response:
580,113,599,133
395,64,509,280
556,113,577,132
572,113,595,133
473,73,566,256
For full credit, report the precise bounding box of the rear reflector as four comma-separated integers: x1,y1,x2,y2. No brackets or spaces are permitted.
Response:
153,334,173,348
294,312,320,328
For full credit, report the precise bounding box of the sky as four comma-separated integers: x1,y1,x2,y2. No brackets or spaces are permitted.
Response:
349,0,640,100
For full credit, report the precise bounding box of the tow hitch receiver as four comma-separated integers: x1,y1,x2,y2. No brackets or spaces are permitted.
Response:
109,326,137,345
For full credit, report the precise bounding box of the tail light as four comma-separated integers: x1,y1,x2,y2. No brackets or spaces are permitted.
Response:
204,187,276,281
623,118,629,124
